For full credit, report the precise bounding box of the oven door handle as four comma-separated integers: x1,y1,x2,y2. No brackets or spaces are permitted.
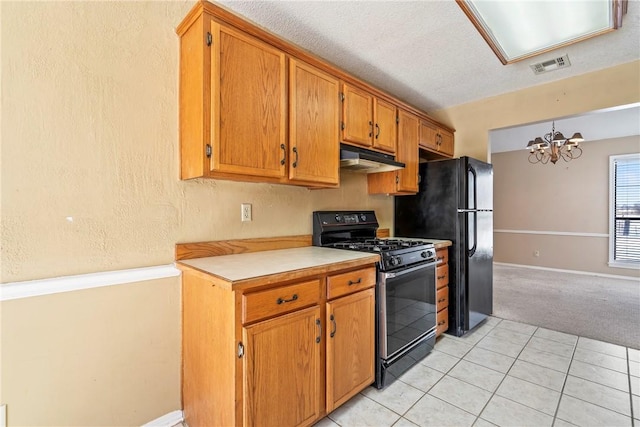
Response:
382,260,437,278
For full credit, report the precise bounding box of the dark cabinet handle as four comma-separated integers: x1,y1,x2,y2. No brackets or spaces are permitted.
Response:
368,121,373,137
292,147,298,168
438,320,446,326
330,314,337,338
375,123,380,139
280,144,286,165
276,294,298,304
438,298,447,303
348,278,362,286
437,275,446,280
437,256,445,261
315,319,322,343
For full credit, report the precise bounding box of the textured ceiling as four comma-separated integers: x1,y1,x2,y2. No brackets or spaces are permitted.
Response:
217,0,640,113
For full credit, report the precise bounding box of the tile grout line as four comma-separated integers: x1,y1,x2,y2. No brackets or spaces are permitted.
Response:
628,347,636,427
550,333,579,425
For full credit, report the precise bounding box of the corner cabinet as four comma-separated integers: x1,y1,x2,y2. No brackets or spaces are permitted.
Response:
178,12,338,187
180,258,376,427
419,119,454,158
366,109,419,195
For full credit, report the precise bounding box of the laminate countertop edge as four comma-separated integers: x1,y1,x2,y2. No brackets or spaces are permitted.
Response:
177,246,380,291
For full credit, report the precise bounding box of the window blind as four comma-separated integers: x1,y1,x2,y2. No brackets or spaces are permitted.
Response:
613,156,640,263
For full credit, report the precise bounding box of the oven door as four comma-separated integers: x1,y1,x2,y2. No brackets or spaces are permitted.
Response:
378,261,437,360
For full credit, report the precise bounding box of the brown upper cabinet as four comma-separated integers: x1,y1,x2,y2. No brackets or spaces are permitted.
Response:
178,14,338,187
341,84,397,154
367,109,419,195
419,119,454,157
289,59,340,186
177,1,453,189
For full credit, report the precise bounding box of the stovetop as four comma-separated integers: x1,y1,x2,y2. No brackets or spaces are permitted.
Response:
313,211,436,271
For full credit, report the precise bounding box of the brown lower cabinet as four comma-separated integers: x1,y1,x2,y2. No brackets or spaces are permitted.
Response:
435,247,450,336
181,264,376,427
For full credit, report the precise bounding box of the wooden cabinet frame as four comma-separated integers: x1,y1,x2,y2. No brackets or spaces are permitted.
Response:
177,1,454,189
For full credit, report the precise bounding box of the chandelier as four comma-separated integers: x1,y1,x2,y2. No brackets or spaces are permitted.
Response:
526,121,584,164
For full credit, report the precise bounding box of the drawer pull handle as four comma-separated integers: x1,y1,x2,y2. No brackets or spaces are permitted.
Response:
330,314,337,338
438,320,446,326
277,294,298,305
438,298,446,303
437,275,446,280
315,318,322,343
348,278,362,286
437,256,445,261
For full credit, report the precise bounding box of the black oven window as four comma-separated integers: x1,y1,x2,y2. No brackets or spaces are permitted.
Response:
385,268,436,356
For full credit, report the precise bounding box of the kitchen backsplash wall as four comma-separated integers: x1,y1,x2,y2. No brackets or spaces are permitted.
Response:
0,1,393,284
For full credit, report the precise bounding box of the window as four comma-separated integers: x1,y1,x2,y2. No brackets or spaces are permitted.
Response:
609,153,640,268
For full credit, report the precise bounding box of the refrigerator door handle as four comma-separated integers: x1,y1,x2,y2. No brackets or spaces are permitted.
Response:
467,211,477,257
468,164,477,211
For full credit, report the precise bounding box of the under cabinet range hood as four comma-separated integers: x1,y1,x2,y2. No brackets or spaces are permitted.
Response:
339,144,405,173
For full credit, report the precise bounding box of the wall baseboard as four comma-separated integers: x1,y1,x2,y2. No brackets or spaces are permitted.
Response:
494,262,640,281
142,410,184,427
0,264,181,301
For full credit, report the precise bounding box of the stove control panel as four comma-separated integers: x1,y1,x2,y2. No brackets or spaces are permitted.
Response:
315,211,377,226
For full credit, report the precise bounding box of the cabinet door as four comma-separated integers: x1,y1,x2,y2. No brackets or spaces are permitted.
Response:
212,22,287,178
243,306,322,427
289,59,340,185
419,120,438,151
373,99,397,154
396,109,419,193
326,288,375,412
341,84,374,147
438,128,454,156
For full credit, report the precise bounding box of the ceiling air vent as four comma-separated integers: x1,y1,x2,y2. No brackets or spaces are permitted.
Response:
530,54,571,75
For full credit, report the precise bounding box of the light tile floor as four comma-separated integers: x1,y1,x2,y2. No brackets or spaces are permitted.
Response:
315,316,639,427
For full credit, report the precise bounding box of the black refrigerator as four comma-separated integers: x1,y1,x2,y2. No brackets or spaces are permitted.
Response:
395,156,493,337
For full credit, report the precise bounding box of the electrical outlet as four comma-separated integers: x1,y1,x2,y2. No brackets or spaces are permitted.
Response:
534,250,540,257
241,203,252,222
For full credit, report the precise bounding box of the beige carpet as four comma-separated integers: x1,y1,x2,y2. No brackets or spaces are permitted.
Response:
493,264,640,349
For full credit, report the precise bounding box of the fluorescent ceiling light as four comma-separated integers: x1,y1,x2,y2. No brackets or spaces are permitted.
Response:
457,0,627,64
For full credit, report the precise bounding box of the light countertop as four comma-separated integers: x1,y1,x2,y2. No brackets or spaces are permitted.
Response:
178,246,380,283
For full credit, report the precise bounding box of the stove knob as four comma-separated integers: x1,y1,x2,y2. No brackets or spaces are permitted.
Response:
390,256,401,266
335,214,342,222
421,251,428,258
360,214,367,222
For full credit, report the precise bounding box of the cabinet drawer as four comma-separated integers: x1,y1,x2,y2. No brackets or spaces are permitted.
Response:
242,279,320,324
436,286,449,311
327,267,376,299
436,307,449,336
436,248,448,265
436,264,449,289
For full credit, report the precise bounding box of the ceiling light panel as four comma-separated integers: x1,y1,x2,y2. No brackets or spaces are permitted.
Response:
459,0,616,64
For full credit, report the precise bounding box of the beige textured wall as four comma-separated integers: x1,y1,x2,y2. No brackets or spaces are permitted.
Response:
1,278,180,426
492,136,640,277
431,60,640,161
0,2,393,425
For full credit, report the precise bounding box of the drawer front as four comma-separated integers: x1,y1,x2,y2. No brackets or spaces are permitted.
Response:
436,264,449,289
242,279,320,324
436,307,449,336
436,247,448,265
327,267,376,299
436,286,449,311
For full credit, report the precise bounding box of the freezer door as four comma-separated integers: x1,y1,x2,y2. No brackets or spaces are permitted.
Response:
464,210,493,331
464,157,493,211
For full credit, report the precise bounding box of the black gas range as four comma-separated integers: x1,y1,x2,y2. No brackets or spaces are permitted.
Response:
313,211,438,388
312,211,437,271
